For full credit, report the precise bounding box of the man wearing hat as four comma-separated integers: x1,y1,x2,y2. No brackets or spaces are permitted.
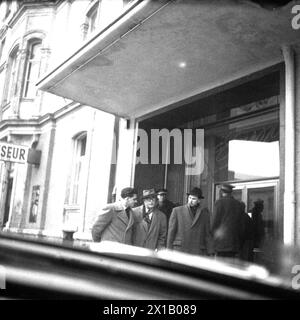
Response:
156,188,176,225
92,187,138,244
132,189,167,250
167,187,212,256
211,184,244,258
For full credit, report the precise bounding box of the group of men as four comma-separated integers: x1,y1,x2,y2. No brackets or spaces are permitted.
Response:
92,184,264,260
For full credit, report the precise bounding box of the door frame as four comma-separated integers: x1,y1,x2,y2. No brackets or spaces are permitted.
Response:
213,178,279,238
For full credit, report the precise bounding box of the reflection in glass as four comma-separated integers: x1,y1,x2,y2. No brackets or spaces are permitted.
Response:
228,140,279,180
247,187,275,246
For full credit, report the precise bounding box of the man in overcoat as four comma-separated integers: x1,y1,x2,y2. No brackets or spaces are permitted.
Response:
156,188,176,226
211,184,244,258
167,187,212,256
91,187,138,244
132,189,167,250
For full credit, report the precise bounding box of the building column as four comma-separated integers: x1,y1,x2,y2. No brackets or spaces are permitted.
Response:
114,118,138,198
294,44,300,245
39,120,56,233
282,45,296,245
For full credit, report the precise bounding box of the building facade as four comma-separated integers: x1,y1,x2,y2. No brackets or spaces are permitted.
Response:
0,0,132,240
1,0,300,252
38,0,300,249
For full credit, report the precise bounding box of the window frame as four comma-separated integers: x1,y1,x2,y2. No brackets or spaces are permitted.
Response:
23,38,42,99
86,0,100,35
4,45,19,105
69,132,87,206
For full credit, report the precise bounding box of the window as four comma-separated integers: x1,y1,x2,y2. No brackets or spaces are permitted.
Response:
123,0,135,7
23,39,42,98
0,38,5,62
5,0,12,18
70,133,87,205
5,46,18,104
86,1,99,35
88,7,98,34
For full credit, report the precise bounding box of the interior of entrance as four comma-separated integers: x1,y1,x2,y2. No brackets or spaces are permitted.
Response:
134,67,281,241
215,180,278,245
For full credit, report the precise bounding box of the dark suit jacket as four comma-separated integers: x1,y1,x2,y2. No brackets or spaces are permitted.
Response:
157,199,176,224
211,196,244,253
132,205,167,250
92,202,135,244
167,204,213,255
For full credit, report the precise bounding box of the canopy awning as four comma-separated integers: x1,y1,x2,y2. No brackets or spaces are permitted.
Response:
37,0,300,119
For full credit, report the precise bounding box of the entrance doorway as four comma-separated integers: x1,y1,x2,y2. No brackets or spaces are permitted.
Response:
214,179,279,243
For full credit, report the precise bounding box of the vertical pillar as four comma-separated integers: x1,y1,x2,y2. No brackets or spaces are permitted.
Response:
282,45,296,245
114,118,138,198
294,44,300,245
39,120,56,232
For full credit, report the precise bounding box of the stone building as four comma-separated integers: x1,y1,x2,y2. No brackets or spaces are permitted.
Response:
0,0,131,240
38,0,300,248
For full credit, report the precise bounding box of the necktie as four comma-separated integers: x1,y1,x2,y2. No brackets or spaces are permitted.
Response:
144,211,152,226
125,207,130,219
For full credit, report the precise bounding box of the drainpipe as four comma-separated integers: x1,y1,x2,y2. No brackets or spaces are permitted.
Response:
282,45,296,245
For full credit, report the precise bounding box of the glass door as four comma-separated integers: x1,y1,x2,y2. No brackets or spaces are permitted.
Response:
214,179,279,245
246,183,278,245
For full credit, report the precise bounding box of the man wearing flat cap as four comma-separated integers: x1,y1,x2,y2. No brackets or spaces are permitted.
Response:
167,187,213,256
92,187,138,244
156,188,176,226
211,184,244,258
132,189,167,250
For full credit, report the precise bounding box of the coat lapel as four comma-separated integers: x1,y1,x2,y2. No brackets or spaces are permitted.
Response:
184,205,193,224
146,208,157,239
133,205,149,233
126,208,135,231
191,207,202,227
114,202,129,226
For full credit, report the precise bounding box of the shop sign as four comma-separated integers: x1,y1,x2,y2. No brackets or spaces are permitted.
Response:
0,142,29,164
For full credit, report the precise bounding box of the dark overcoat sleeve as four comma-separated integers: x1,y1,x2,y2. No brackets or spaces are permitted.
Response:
91,206,114,242
167,208,177,249
211,200,223,236
157,213,167,250
202,208,214,255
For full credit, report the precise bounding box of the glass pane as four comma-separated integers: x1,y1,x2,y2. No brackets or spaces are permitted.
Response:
231,189,242,202
228,140,279,180
212,113,279,182
247,186,275,248
24,42,42,97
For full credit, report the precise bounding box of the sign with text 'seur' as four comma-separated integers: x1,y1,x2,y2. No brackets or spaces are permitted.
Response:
0,142,29,164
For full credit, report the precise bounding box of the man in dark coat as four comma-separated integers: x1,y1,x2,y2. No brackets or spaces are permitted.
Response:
211,184,244,258
132,189,167,250
156,188,176,225
91,187,138,244
167,187,213,256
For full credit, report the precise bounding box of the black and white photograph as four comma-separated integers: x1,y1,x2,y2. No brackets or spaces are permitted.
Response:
0,0,300,304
